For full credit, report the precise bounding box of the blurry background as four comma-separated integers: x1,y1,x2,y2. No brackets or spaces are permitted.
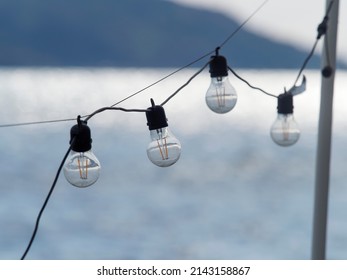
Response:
0,0,346,260
1,0,346,68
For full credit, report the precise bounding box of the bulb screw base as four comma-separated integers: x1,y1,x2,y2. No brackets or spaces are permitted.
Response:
277,93,294,114
70,117,92,152
146,99,168,130
209,55,228,78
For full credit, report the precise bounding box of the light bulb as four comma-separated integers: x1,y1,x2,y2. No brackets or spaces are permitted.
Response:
146,99,181,167
64,150,101,187
206,54,237,114
206,76,237,113
270,114,300,146
63,119,101,187
270,93,300,147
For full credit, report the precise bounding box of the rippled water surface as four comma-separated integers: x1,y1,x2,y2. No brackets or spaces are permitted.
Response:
0,68,346,259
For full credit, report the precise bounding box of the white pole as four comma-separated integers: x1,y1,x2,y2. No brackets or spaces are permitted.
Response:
312,0,339,260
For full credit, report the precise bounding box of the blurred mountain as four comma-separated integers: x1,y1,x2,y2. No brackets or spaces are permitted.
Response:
0,0,327,68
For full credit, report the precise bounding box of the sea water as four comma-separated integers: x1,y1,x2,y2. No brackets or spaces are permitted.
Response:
0,67,346,260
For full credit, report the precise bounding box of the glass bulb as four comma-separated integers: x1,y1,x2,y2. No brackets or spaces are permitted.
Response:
147,127,181,167
205,76,237,114
270,114,300,146
64,150,101,188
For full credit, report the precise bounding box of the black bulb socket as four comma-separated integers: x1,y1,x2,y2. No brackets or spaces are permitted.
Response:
209,55,228,78
69,121,92,152
277,93,293,114
146,100,168,130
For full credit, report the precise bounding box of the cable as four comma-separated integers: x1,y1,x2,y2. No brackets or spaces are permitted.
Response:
18,107,147,259
109,52,213,108
20,145,72,260
228,66,278,98
84,107,148,122
0,0,269,129
292,39,319,87
0,117,76,128
160,60,210,106
110,0,269,108
219,0,269,49
18,0,337,260
18,1,270,259
292,0,335,87
18,71,211,258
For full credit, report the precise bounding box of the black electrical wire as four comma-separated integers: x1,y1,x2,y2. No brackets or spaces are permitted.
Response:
16,0,337,261
84,107,149,122
292,39,320,87
18,0,271,259
19,106,150,260
13,0,337,260
111,0,270,108
17,0,338,261
292,0,335,87
227,66,278,98
160,60,211,106
110,0,270,108
229,0,334,98
0,0,269,129
0,118,77,128
20,145,72,260
219,0,269,49
109,53,214,108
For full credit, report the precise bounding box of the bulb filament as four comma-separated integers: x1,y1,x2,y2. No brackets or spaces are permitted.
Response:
157,137,169,160
215,78,226,108
77,154,89,179
156,129,169,160
282,116,290,141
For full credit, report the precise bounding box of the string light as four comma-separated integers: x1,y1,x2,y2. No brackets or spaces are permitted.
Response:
205,49,237,114
146,99,181,167
14,0,335,259
270,92,300,146
63,117,101,187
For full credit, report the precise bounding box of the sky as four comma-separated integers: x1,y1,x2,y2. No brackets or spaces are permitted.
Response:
170,0,347,65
